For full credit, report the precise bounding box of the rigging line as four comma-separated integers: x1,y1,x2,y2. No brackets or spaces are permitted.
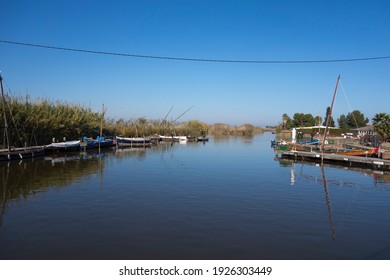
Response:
2,39,390,64
339,80,359,128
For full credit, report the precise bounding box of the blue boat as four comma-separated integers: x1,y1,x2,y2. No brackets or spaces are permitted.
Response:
297,139,320,145
82,136,114,149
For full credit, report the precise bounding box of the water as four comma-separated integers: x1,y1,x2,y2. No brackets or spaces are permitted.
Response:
1,133,390,260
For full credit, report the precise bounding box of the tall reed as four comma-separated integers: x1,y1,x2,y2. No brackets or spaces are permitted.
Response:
1,93,263,148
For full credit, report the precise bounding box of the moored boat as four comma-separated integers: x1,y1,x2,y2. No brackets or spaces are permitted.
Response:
81,136,115,149
45,140,81,152
334,146,379,157
116,136,151,147
158,135,188,142
197,136,209,142
298,139,320,145
0,146,45,161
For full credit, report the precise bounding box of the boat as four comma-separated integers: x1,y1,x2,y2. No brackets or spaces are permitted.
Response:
81,136,114,149
335,146,379,157
158,135,188,142
0,146,45,161
45,140,81,151
298,139,320,145
319,75,379,157
273,76,377,156
197,136,209,142
0,74,45,161
116,136,151,147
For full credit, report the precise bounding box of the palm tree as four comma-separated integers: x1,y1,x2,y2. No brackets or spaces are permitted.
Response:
372,113,390,141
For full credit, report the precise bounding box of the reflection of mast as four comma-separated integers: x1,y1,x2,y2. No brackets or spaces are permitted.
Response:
320,164,336,240
0,163,10,227
290,164,295,186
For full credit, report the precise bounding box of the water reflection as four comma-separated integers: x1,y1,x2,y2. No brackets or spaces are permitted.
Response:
1,135,390,260
275,157,390,241
275,157,390,187
0,151,111,227
320,164,336,240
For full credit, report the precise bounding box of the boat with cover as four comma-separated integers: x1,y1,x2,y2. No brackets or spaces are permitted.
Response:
81,136,114,149
0,74,45,161
45,140,81,151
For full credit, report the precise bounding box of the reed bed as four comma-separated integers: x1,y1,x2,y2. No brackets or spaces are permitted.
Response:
1,94,263,148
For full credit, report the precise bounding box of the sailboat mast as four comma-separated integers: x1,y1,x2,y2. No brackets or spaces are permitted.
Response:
99,103,104,154
0,74,11,152
321,75,340,151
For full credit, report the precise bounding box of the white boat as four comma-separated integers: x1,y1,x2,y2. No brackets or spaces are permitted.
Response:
45,140,81,150
158,135,188,142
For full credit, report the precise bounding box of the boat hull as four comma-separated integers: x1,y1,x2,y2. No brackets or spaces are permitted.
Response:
116,136,151,147
0,147,45,161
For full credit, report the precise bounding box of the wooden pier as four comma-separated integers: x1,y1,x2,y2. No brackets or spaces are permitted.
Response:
276,149,390,170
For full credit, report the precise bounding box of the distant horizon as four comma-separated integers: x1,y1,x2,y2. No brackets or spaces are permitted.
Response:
0,83,380,128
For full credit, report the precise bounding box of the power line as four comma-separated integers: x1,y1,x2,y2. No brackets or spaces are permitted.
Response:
1,39,390,64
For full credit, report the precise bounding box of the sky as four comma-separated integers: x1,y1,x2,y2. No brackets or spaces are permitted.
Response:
1,0,389,126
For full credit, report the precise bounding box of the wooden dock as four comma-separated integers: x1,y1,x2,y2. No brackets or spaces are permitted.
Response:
276,149,390,170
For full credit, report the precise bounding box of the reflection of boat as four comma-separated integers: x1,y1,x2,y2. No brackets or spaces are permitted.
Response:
44,155,81,164
116,136,151,147
0,74,45,161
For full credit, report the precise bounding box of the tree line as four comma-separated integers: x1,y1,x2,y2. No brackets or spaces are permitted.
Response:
278,107,390,141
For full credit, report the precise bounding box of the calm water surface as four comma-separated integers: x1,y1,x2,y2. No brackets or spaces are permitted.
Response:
1,133,390,260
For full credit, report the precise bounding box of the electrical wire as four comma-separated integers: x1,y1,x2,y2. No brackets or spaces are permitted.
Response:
1,39,390,64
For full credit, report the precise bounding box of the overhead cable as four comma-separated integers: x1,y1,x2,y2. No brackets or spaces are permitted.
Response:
1,39,390,64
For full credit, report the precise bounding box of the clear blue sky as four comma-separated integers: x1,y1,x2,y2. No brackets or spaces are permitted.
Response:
1,0,389,126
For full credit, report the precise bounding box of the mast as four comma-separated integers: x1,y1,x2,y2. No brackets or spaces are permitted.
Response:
99,103,105,154
321,75,340,151
0,74,11,152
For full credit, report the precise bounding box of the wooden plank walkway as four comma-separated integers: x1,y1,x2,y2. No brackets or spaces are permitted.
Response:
276,149,390,170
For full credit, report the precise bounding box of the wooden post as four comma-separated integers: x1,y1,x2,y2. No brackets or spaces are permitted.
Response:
0,74,11,152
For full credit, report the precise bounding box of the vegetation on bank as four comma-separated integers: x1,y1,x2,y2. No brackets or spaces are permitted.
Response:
0,94,264,147
276,108,390,142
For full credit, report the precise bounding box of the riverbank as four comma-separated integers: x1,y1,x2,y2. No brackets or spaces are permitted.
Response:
1,93,264,148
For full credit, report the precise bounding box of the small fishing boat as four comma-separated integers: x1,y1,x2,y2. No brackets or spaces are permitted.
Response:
45,140,81,151
0,146,45,161
197,136,209,142
158,135,188,142
298,139,320,145
81,136,114,149
334,146,379,157
116,136,151,147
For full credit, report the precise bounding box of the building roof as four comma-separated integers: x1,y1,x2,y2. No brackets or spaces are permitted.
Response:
350,125,374,131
